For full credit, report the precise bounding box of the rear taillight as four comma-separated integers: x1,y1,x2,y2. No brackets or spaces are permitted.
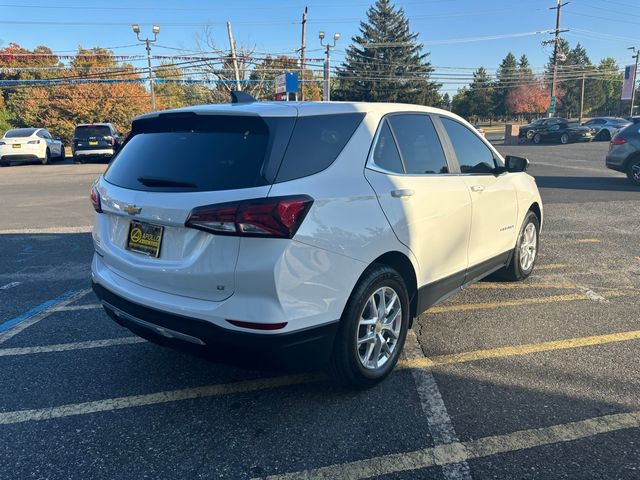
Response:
610,136,627,146
106,136,114,145
90,183,102,213
185,195,313,239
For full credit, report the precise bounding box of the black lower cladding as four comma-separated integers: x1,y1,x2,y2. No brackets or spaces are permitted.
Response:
92,282,339,369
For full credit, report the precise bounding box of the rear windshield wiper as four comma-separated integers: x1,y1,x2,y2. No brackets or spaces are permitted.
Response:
137,176,198,188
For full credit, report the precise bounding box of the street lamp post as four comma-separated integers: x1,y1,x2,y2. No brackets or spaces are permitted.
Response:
319,31,339,102
132,24,160,111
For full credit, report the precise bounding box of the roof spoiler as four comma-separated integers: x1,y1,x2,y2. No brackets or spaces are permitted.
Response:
231,91,256,104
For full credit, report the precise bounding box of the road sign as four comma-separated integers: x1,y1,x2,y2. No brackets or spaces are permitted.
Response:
549,95,556,113
275,72,298,94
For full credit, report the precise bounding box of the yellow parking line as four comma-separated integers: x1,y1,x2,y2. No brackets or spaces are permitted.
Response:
259,411,640,479
427,290,625,314
469,282,574,290
400,329,640,370
0,373,324,425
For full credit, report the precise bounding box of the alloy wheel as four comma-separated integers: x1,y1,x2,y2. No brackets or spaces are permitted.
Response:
356,286,402,370
519,222,537,271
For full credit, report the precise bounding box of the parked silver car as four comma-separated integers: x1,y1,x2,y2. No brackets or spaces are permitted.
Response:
605,124,640,186
583,117,631,141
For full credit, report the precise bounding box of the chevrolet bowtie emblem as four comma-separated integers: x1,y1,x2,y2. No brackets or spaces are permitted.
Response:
124,204,142,215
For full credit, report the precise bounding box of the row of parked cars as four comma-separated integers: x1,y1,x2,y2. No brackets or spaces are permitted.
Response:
0,123,122,166
518,116,635,145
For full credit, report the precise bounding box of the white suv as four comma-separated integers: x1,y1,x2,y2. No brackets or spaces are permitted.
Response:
91,100,542,388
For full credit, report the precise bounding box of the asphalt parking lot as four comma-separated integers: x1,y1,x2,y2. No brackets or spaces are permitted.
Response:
0,141,638,479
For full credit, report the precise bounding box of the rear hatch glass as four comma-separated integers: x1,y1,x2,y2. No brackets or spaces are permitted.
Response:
75,125,111,138
104,113,294,192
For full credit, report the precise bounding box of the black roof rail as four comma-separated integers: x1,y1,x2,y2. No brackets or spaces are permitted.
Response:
230,91,256,104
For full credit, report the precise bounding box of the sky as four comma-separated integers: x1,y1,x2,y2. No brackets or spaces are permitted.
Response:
0,0,638,95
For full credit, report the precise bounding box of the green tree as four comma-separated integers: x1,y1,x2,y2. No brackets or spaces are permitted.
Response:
334,0,440,104
597,57,623,114
518,54,534,82
494,52,518,116
451,87,471,118
466,67,494,118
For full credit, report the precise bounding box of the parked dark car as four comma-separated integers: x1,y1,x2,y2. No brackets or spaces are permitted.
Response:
520,118,594,144
623,116,640,124
72,123,122,163
606,123,640,186
518,118,550,141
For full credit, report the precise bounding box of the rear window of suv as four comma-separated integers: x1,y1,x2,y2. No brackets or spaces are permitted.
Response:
104,113,295,192
104,112,364,192
75,125,111,138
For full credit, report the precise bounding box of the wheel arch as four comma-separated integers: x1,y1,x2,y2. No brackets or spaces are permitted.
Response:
529,202,542,226
623,152,640,172
364,251,419,326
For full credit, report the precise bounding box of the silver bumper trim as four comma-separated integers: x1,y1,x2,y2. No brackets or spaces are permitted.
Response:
102,301,206,346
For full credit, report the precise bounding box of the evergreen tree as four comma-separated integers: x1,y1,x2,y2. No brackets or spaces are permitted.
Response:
451,87,471,118
518,54,534,81
597,57,623,114
441,92,451,110
333,0,440,104
466,67,494,118
494,52,517,116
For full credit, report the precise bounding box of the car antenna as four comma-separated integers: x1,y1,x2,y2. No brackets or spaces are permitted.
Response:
230,91,256,104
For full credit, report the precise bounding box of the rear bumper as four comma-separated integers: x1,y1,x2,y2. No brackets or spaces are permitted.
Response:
92,281,339,367
0,153,42,162
74,148,114,157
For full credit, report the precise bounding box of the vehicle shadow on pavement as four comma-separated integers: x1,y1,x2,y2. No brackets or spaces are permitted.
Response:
534,176,638,192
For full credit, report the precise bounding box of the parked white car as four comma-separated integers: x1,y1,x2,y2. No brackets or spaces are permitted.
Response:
90,100,543,388
0,128,65,166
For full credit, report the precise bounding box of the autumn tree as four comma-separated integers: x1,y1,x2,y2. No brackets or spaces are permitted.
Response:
506,81,550,116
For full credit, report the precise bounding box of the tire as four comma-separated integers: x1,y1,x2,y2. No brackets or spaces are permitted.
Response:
533,133,542,144
41,149,51,165
58,145,66,160
598,130,611,142
526,129,535,140
627,157,640,186
330,264,410,389
496,211,540,282
560,133,569,144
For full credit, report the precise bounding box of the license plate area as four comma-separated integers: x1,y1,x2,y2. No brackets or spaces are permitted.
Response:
12,144,20,149
127,221,163,258
89,141,98,145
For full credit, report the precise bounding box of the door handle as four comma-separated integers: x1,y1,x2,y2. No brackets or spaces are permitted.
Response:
391,189,414,198
470,185,485,192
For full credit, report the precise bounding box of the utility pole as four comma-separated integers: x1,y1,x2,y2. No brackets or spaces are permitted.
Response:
629,47,639,117
547,0,569,117
300,7,307,101
579,72,585,123
227,21,242,91
132,24,160,111
319,30,339,101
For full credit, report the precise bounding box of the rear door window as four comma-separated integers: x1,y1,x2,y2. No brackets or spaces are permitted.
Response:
387,114,449,174
275,113,365,182
440,117,496,174
104,114,294,193
371,120,404,173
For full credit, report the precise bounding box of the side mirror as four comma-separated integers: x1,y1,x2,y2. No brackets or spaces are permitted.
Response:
505,155,529,173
